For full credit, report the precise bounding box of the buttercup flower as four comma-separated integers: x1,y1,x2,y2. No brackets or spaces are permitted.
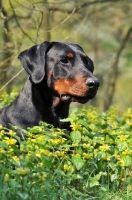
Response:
4,137,17,145
12,156,20,163
9,130,16,137
41,149,53,157
50,139,62,146
119,160,127,167
0,130,4,137
126,119,132,126
63,164,71,171
102,155,111,161
118,135,129,141
87,111,98,122
16,167,30,175
83,143,93,149
122,149,131,155
99,144,110,152
83,153,92,159
55,150,65,157
70,122,82,131
0,148,5,154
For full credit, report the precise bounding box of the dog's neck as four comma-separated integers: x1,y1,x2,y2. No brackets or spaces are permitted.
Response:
30,79,70,130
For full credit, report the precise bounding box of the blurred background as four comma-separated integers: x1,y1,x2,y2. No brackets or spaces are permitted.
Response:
0,0,132,113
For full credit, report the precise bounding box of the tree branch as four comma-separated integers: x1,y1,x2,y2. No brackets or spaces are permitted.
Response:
104,26,132,110
9,0,36,44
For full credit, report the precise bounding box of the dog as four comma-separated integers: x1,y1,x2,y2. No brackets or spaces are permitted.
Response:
0,41,99,138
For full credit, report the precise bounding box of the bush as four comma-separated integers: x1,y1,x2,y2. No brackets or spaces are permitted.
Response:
0,105,132,199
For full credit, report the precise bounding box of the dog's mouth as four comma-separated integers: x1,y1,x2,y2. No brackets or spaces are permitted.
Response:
60,92,97,104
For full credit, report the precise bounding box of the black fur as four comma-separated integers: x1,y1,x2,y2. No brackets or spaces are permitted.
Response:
0,41,99,138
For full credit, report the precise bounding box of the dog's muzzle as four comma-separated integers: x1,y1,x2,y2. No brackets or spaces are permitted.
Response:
60,77,100,104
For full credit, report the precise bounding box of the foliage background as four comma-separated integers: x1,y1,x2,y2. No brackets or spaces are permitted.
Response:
0,0,132,112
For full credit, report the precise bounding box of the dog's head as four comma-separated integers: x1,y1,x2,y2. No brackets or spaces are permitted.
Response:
18,41,99,104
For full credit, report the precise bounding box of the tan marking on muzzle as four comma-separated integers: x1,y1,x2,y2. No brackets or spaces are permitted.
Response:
53,75,89,97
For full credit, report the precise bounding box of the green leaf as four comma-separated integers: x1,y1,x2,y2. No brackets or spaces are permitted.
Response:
17,192,29,200
71,108,79,113
70,131,81,144
72,155,84,170
121,155,132,167
77,119,93,138
71,174,83,180
78,119,89,129
43,156,52,168
60,117,71,122
89,173,101,187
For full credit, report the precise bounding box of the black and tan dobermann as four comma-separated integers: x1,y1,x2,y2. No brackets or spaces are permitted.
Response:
0,41,99,138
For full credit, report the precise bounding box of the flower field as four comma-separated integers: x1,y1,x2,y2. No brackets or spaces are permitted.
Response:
0,93,132,199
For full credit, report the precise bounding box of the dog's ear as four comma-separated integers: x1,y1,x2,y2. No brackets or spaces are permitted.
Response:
18,41,51,83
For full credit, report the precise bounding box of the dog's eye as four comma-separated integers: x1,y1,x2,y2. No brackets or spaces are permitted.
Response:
60,58,69,64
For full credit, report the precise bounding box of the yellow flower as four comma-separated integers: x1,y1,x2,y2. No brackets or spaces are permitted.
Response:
114,154,121,160
38,173,47,181
122,149,131,155
57,129,65,135
111,130,116,135
0,124,3,130
126,119,132,126
111,122,118,129
102,155,111,161
4,137,17,145
36,135,45,142
101,119,107,125
99,144,110,152
70,122,82,131
7,148,14,154
72,143,78,147
0,148,5,154
16,167,30,175
35,152,41,158
55,151,65,157
50,139,61,146
83,153,92,159
63,164,71,171
41,149,53,157
9,130,16,137
118,135,129,141
83,143,93,149
119,160,127,167
87,111,98,119
25,154,32,161
74,153,80,157
124,108,132,119
12,156,20,163
61,138,67,143
0,130,4,137
64,155,69,160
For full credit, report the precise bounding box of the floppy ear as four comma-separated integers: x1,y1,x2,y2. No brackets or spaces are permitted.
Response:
18,41,51,83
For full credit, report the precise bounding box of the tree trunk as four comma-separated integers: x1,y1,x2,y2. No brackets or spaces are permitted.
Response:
103,26,132,110
43,5,50,42
0,0,13,92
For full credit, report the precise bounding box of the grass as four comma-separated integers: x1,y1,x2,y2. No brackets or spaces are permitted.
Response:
0,92,132,199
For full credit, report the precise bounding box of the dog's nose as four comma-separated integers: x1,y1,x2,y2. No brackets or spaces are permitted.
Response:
86,78,100,88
